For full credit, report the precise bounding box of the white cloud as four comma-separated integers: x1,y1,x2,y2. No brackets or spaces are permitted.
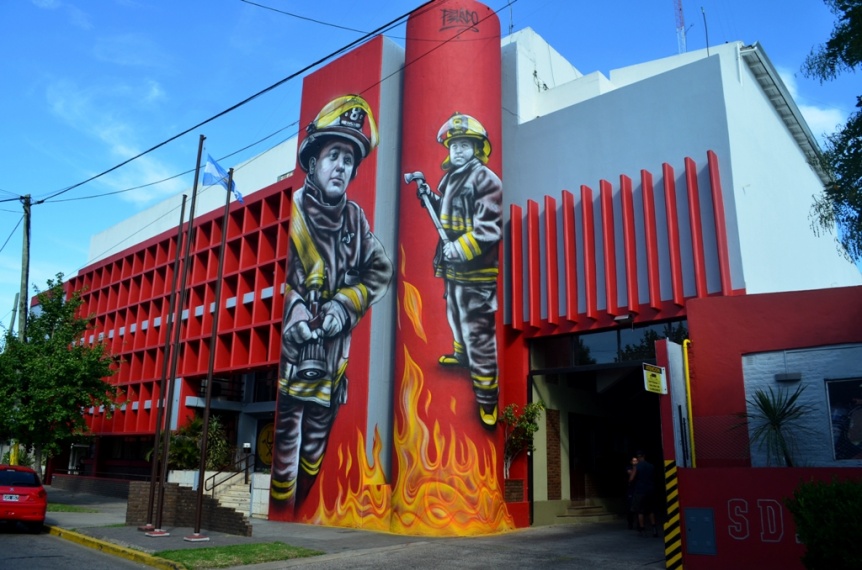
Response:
67,5,93,30
45,79,185,205
31,0,61,9
31,1,92,30
778,68,847,145
93,34,170,68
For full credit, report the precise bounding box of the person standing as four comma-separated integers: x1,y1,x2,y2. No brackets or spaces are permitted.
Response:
629,450,659,537
625,456,637,530
416,112,503,428
270,95,394,518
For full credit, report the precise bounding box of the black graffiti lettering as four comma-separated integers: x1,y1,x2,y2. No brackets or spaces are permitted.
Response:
440,8,479,33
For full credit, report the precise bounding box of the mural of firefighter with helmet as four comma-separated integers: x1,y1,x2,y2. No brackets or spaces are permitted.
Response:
271,94,394,518
411,111,503,428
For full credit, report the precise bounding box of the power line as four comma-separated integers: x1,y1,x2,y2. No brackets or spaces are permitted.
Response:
48,120,300,204
26,0,514,280
240,0,367,34
0,215,23,255
37,2,432,205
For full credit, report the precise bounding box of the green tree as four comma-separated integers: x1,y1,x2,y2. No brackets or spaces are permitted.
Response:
154,414,234,471
616,321,688,362
804,0,862,261
0,274,119,474
500,401,545,479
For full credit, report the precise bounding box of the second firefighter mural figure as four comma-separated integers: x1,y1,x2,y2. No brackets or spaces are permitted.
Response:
271,95,394,516
414,112,503,428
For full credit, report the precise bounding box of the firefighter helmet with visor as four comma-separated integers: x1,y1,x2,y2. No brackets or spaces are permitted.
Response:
298,95,379,179
436,112,491,170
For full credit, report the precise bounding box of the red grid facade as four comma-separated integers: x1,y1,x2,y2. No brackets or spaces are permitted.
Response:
68,179,294,436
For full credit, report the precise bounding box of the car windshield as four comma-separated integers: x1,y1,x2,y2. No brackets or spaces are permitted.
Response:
0,470,40,487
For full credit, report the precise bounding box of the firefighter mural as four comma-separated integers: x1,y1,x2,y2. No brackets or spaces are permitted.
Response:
268,0,513,535
391,0,513,536
409,113,502,427
270,94,394,520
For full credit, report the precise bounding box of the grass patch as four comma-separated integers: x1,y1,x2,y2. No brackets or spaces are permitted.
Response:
47,503,99,513
155,541,323,569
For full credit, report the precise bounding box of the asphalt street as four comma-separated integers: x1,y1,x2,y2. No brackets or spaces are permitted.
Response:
43,485,666,569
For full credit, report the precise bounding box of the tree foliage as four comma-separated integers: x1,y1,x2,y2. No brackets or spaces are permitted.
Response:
500,401,544,479
786,478,862,570
804,1,862,261
616,321,689,362
0,274,119,462
155,414,234,471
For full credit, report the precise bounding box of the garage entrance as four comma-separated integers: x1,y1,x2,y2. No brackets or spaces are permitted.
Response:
527,320,685,524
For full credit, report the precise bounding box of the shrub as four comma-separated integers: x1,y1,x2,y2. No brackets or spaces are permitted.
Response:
1,448,34,468
785,478,862,570
500,401,544,479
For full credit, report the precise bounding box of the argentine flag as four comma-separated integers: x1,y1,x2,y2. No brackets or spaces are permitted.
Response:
202,154,244,204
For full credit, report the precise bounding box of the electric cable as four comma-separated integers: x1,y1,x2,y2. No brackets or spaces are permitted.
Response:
36,1,434,205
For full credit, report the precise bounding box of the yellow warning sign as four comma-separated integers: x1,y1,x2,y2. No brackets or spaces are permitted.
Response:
643,363,667,394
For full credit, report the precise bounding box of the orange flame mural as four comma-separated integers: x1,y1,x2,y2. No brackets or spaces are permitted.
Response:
401,244,428,343
306,350,514,535
310,427,392,532
391,347,513,536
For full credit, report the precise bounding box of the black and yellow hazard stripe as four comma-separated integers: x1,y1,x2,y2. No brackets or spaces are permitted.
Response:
663,460,683,569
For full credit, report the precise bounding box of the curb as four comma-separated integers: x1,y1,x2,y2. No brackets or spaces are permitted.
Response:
47,525,185,570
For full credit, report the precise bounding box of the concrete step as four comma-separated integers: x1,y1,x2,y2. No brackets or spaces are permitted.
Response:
555,500,619,524
554,512,620,524
565,505,608,516
215,480,251,514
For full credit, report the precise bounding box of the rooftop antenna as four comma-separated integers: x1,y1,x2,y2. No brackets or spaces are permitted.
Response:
674,0,686,54
702,6,710,57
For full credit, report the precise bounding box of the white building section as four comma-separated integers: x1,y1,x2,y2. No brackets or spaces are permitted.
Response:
501,29,859,326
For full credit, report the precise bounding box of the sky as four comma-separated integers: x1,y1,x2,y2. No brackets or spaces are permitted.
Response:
0,0,857,333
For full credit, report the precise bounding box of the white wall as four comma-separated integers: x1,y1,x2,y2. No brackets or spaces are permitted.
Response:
501,32,860,320
723,47,862,293
741,344,862,468
503,36,737,318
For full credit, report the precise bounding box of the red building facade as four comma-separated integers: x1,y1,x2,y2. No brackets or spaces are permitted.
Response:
52,1,862,564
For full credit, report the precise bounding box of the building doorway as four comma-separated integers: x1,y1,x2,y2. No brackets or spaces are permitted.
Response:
565,364,663,505
528,321,684,521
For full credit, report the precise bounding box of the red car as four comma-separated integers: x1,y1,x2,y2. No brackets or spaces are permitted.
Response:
0,465,47,533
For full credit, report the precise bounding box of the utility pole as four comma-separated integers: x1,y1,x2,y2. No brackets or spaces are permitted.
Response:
11,195,31,466
17,195,31,338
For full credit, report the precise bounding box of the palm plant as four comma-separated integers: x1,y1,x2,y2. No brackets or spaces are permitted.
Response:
738,385,814,467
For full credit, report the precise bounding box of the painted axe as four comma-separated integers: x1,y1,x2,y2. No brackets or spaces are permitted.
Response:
404,171,449,242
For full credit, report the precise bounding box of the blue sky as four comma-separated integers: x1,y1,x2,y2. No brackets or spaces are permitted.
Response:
0,0,857,331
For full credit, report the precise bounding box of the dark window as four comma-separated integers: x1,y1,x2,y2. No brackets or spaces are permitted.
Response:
0,470,40,487
530,319,688,369
253,369,278,403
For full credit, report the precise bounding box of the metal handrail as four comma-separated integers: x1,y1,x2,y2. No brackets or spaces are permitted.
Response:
204,453,252,497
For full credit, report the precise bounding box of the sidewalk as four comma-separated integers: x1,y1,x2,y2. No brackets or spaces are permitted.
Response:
44,485,667,569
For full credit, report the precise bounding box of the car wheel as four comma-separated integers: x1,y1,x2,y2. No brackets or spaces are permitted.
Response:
27,522,44,534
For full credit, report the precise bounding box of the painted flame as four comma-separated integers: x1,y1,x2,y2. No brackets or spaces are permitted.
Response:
391,347,514,536
309,426,392,531
402,280,427,342
401,244,427,342
308,244,513,536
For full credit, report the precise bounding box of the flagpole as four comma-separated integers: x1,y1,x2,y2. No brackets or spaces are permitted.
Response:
185,168,234,541
138,194,187,532
148,133,206,538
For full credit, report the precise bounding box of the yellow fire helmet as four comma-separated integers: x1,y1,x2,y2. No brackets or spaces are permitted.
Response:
298,94,379,179
436,112,492,170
